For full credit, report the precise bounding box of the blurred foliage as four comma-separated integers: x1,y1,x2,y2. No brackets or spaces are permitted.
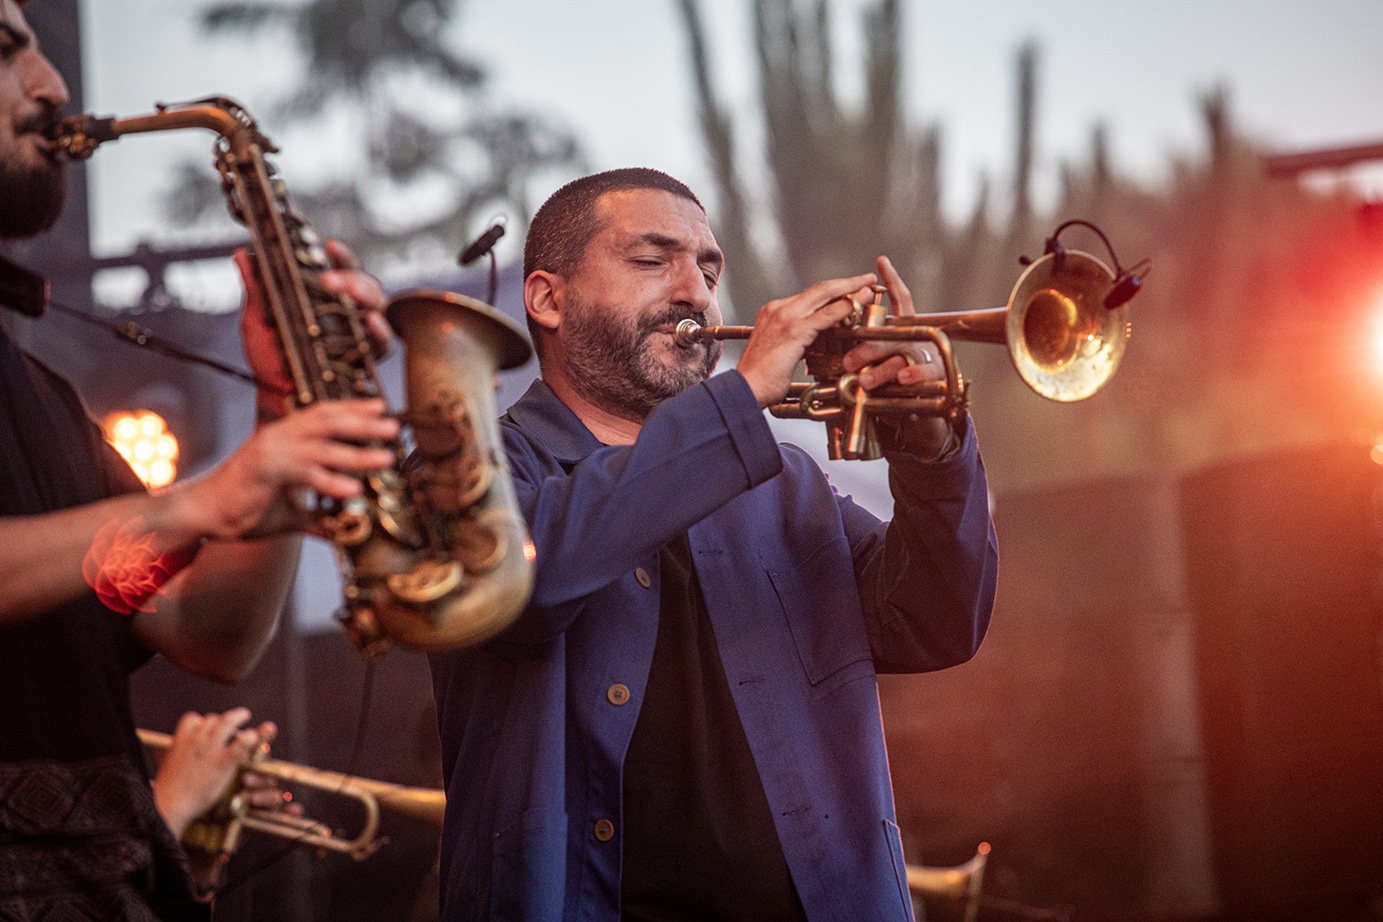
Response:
678,0,1383,491
166,0,585,277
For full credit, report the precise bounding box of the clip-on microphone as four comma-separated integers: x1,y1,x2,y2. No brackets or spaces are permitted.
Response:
457,219,507,306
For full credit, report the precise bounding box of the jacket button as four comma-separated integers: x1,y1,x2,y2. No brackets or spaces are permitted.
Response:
607,683,630,706
593,818,615,842
634,567,651,588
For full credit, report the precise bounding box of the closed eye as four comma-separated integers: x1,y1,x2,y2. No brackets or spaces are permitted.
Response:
0,24,27,61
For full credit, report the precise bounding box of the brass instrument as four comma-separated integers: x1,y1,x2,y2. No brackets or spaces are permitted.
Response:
52,99,534,654
677,229,1149,460
907,842,990,922
139,728,444,861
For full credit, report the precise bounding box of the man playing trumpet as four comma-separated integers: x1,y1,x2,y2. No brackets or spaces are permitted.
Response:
428,168,999,920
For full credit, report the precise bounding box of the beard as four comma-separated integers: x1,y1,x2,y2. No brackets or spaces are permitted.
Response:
561,291,723,422
0,160,66,239
0,110,68,240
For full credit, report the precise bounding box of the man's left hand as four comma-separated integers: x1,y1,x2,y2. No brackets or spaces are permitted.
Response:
840,256,953,460
236,239,394,423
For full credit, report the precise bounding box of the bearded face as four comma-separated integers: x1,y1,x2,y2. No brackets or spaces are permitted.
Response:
559,287,723,422
0,105,66,239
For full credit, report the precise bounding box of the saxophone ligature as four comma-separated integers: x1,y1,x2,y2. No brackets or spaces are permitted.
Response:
51,98,534,655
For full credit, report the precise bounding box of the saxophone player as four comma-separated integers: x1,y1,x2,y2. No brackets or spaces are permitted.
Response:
0,1,394,916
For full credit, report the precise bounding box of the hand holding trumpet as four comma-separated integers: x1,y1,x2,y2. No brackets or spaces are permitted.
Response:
695,255,956,461
140,716,446,872
837,257,953,460
679,229,1144,461
150,708,285,841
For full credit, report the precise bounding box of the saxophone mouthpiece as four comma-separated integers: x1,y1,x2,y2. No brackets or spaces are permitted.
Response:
48,114,120,160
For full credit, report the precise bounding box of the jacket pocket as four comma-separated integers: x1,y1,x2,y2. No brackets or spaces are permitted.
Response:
766,548,871,688
491,808,568,920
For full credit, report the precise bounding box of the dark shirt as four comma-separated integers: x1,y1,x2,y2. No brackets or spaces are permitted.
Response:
0,323,204,920
621,533,807,922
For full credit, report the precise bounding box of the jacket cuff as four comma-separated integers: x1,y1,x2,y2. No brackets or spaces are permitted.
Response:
884,412,984,500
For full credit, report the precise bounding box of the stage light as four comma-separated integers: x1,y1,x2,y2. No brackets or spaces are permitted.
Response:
1374,296,1383,362
104,410,179,488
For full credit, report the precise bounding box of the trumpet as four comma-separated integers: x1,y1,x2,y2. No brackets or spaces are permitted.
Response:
139,728,444,862
907,842,990,922
676,224,1149,460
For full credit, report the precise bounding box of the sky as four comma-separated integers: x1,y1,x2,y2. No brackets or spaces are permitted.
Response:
66,0,1383,628
78,0,1383,280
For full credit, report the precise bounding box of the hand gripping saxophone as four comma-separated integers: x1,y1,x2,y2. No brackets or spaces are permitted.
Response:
52,97,534,656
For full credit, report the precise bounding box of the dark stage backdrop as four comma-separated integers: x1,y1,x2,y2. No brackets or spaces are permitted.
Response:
121,443,1383,921
1182,444,1383,920
883,442,1383,922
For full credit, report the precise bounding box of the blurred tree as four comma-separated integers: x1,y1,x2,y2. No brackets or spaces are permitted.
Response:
677,0,948,322
167,0,585,277
676,0,1383,492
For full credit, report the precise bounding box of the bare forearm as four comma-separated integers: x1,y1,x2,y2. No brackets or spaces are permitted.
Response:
0,490,202,625
0,482,298,682
0,400,396,671
135,534,303,683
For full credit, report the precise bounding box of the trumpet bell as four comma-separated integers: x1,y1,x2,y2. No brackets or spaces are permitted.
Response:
1006,249,1130,402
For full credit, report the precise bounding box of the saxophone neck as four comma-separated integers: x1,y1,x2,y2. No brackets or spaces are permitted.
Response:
50,97,271,160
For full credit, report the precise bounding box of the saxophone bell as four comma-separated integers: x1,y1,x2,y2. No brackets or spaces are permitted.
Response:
345,289,535,654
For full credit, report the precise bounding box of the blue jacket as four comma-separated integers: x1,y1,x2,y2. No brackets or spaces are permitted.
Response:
430,370,998,921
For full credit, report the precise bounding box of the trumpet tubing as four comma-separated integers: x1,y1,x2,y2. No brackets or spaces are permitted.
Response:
677,247,1139,460
139,728,444,862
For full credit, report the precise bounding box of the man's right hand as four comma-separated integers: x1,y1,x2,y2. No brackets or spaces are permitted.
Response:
172,398,400,542
735,272,877,408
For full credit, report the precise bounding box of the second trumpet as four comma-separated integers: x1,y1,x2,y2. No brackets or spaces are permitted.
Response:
139,728,444,862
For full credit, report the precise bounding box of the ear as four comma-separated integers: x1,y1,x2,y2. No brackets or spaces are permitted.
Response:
524,270,564,333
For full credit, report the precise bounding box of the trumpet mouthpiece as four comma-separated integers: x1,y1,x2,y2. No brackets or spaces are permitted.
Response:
675,318,705,347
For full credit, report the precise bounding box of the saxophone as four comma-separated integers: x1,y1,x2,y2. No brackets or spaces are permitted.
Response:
51,98,534,656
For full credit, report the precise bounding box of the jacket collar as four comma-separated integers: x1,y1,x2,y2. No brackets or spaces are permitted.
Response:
502,378,606,467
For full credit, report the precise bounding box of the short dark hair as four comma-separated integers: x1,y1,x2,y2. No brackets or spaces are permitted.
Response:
523,168,703,281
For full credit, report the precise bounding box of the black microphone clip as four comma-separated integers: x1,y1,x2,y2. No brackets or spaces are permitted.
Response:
1104,259,1152,310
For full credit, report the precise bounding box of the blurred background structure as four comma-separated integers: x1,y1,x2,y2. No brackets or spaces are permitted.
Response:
3,1,1383,919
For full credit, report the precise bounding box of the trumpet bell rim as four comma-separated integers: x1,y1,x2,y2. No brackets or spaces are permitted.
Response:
1006,250,1128,402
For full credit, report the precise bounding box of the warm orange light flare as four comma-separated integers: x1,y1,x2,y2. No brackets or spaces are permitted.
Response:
104,410,179,488
1372,301,1383,386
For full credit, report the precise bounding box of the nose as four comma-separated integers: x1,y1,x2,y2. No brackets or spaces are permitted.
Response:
671,257,714,315
20,47,70,110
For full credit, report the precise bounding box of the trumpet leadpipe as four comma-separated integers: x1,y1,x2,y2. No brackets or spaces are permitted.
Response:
674,310,1010,348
